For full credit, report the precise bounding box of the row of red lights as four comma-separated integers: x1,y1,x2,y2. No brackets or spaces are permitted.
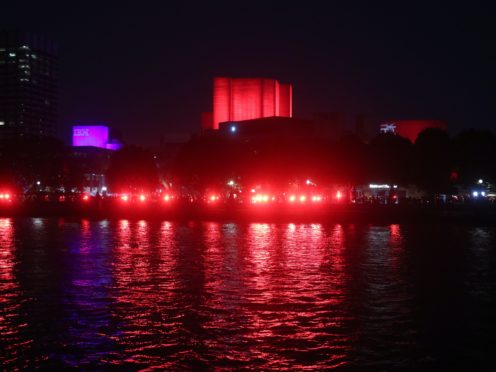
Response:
80,191,344,204
2,191,343,205
0,193,11,201
81,194,176,203
252,194,325,204
120,194,175,203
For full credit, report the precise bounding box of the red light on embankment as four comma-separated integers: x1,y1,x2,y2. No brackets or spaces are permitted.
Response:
207,194,220,203
251,194,272,204
288,195,310,204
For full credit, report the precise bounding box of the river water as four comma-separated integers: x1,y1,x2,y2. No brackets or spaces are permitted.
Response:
0,218,495,369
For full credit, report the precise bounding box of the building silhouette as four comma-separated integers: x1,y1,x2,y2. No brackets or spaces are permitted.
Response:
0,31,58,139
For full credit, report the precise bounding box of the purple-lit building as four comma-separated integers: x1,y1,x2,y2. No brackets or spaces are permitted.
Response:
72,125,122,150
71,125,123,195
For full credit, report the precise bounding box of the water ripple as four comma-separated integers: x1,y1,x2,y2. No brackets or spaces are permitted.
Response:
0,219,495,369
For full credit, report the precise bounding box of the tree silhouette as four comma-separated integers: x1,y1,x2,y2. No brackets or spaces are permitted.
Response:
106,146,159,193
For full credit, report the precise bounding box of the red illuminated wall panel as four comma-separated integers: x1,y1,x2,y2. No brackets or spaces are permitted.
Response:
262,78,277,117
211,77,292,130
231,78,263,121
396,120,447,142
212,77,231,130
381,120,448,142
278,83,292,117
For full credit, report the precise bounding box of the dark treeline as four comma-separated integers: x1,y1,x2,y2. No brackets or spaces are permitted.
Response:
0,128,494,195
106,146,159,193
173,128,496,194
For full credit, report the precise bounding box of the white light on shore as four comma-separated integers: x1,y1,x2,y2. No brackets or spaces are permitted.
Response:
369,184,390,189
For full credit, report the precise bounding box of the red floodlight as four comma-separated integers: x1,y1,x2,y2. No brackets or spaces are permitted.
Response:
312,195,322,202
121,195,129,202
163,194,173,202
0,193,11,201
251,194,272,204
208,194,220,203
82,194,90,201
139,194,146,202
299,195,307,203
336,191,342,201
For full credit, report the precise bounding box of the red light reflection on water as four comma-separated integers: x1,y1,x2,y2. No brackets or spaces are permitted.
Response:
115,220,152,283
0,218,15,286
94,221,357,368
78,219,91,254
198,222,352,368
389,224,403,269
0,218,24,367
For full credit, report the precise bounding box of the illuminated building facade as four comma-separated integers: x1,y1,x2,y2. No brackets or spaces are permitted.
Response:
204,77,293,130
380,120,448,142
71,124,122,195
0,31,58,139
72,125,122,150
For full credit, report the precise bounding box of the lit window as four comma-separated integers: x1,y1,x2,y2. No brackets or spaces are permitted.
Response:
0,121,5,126
9,53,16,57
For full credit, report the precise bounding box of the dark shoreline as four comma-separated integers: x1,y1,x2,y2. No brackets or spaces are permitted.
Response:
1,203,495,224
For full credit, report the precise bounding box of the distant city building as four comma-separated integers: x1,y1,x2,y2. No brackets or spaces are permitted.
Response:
71,125,123,195
202,77,293,130
0,31,58,139
71,146,111,196
379,120,448,142
72,125,123,150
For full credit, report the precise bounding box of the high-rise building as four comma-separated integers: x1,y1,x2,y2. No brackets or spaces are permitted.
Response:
202,77,293,130
0,31,58,139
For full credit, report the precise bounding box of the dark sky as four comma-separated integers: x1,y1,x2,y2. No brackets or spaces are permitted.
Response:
2,1,494,145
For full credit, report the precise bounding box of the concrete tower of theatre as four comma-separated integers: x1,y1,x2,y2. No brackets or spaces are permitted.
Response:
202,77,292,130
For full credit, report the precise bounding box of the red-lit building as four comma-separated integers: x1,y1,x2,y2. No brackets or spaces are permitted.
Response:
202,77,293,130
380,120,448,142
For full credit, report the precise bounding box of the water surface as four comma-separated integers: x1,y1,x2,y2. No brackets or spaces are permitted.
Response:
0,218,495,369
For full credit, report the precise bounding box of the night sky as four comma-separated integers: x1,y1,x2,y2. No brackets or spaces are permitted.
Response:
2,2,494,145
